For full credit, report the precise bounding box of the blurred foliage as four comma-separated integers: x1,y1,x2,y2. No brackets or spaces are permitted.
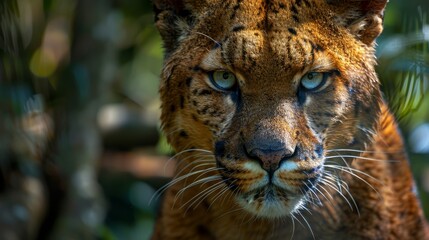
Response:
379,5,429,123
377,0,429,219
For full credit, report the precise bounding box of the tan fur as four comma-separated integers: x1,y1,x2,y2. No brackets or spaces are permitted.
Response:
152,0,429,239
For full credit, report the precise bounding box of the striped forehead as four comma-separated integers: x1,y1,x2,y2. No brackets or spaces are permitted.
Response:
211,0,328,73
198,0,335,84
219,29,324,75
223,0,319,31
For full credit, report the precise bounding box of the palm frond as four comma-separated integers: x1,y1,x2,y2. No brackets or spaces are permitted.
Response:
378,6,429,122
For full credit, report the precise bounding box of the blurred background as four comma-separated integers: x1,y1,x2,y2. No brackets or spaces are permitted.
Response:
0,0,428,239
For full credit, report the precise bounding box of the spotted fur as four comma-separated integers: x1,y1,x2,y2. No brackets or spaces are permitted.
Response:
152,0,429,239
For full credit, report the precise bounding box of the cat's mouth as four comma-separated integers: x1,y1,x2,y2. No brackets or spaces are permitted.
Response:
218,160,324,218
234,182,314,218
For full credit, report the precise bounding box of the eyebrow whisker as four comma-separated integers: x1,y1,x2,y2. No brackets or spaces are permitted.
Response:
194,31,222,47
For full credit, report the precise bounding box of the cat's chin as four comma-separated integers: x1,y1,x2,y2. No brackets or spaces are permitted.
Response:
235,186,305,219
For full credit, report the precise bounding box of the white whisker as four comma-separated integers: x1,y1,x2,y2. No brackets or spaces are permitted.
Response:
320,176,354,211
182,179,225,213
214,206,244,222
324,165,382,198
326,154,399,163
327,148,404,154
150,166,220,204
289,213,296,240
175,168,223,196
208,180,235,209
324,173,360,216
297,211,315,240
194,31,221,46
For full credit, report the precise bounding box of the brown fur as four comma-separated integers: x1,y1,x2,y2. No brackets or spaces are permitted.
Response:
152,0,429,239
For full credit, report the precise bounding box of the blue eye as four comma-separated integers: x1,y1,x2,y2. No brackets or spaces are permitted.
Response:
209,71,237,91
300,72,327,91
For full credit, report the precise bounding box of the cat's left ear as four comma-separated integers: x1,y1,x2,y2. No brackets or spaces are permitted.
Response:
152,0,210,57
327,0,388,45
152,0,196,57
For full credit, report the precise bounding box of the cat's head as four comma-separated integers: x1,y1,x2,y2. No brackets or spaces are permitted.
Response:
154,0,385,218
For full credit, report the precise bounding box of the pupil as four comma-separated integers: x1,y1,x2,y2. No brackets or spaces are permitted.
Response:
308,73,313,80
223,72,229,79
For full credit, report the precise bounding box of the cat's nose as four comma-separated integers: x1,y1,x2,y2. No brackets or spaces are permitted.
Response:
245,140,296,175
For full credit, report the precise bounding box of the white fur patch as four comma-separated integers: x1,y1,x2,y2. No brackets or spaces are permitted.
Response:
235,192,303,219
279,160,298,172
243,161,265,173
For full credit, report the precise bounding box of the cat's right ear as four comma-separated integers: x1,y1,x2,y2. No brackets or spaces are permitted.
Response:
326,0,388,45
152,0,195,57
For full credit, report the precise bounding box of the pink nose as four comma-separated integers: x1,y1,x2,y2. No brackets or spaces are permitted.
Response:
247,145,295,173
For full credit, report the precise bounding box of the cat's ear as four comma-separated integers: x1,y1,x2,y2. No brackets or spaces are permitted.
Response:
327,0,388,45
152,0,196,57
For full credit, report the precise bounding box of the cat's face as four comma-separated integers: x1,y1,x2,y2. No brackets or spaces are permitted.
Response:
156,0,384,218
